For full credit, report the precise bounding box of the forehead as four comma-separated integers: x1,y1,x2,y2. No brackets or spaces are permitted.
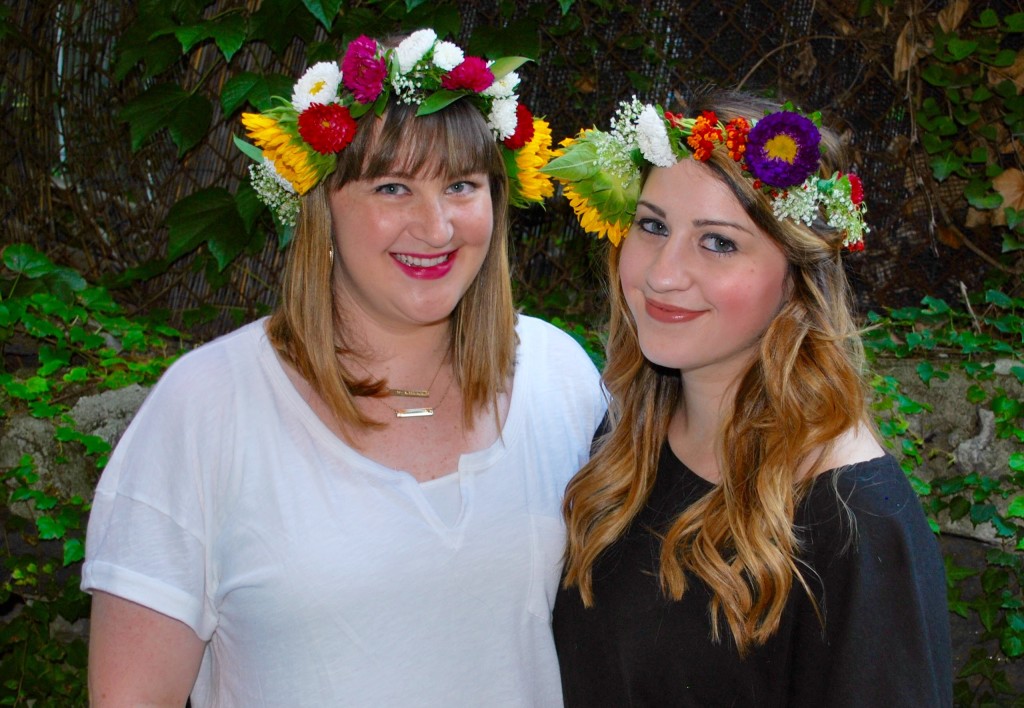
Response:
640,160,750,222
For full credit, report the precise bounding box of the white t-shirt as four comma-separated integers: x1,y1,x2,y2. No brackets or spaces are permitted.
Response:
82,315,606,707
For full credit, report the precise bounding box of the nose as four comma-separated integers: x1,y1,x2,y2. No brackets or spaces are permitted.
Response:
409,196,454,248
645,238,693,293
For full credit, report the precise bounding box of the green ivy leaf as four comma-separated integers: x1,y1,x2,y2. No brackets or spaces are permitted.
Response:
948,496,971,521
119,83,200,153
1005,12,1024,32
557,0,576,14
3,244,54,278
63,538,85,566
946,38,978,61
930,153,963,181
166,188,249,270
1007,495,1024,518
301,0,342,29
251,0,317,57
114,18,182,81
1002,232,1024,253
210,13,246,61
986,289,1015,307
36,516,66,541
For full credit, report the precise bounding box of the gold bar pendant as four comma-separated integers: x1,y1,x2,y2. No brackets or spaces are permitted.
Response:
389,388,430,398
395,407,434,418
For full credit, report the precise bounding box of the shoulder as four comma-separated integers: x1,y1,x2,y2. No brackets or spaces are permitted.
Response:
143,319,269,411
800,453,940,572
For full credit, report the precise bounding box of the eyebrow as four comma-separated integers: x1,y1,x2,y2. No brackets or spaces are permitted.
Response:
637,200,756,236
636,200,666,218
693,218,755,236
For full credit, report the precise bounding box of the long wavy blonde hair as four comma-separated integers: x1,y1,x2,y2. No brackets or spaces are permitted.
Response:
267,97,516,440
562,90,872,654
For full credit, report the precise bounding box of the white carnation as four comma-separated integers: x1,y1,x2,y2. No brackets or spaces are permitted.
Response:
395,29,437,74
487,97,519,141
636,105,676,168
482,71,520,98
431,41,464,71
291,61,342,112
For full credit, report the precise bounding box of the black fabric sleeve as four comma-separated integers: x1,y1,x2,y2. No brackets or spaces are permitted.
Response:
787,457,953,708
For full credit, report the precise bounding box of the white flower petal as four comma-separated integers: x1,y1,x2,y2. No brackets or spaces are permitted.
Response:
432,41,464,71
482,71,520,98
636,105,676,168
395,29,437,74
291,61,342,112
487,97,519,140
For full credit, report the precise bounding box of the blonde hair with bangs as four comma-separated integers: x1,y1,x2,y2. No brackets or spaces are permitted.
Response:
561,90,872,654
267,99,516,440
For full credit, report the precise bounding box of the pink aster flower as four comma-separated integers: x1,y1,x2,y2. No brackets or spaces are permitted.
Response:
441,56,494,93
341,35,387,104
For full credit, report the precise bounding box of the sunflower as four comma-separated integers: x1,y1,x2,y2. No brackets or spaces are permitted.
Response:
561,181,629,246
241,113,320,194
512,117,555,204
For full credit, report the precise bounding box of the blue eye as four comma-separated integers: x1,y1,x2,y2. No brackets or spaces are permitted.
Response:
636,218,668,236
375,183,406,195
701,234,737,253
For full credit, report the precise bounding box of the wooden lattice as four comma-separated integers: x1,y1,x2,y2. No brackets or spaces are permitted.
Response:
1,0,995,340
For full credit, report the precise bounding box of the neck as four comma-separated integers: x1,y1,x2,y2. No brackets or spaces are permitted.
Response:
668,368,744,483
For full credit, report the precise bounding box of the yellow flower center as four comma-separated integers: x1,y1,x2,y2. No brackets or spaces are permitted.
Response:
311,80,326,96
764,134,798,163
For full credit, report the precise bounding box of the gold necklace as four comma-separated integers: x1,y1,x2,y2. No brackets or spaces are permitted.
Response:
376,373,455,418
386,356,445,398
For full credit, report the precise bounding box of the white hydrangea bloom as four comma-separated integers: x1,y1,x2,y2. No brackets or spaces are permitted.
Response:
593,130,641,186
395,29,437,74
250,162,300,226
482,70,520,98
772,179,820,227
487,97,519,140
432,41,464,71
609,96,645,150
636,105,676,168
291,61,342,112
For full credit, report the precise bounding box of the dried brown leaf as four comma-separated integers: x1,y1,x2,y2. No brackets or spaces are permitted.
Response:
937,0,971,32
893,22,923,80
993,168,1024,209
964,208,991,230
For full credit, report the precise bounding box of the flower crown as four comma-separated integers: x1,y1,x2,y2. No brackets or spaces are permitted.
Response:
236,29,554,225
541,98,868,250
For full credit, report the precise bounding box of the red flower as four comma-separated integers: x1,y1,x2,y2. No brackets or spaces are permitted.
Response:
847,239,865,252
725,117,750,162
298,103,357,154
846,173,864,206
686,112,722,161
663,111,686,128
502,104,535,149
341,35,386,103
441,56,494,92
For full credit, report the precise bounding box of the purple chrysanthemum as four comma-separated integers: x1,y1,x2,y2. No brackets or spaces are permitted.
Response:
745,111,821,188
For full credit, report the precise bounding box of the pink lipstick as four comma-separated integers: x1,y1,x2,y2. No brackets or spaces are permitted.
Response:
392,250,456,280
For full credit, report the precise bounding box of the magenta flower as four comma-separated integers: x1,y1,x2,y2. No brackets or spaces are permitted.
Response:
441,56,494,93
745,111,821,188
341,35,387,104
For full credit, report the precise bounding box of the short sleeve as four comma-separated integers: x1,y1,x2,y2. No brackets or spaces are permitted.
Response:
788,457,953,707
81,346,232,640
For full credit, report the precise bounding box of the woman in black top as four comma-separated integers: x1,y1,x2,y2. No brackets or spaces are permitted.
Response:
543,89,952,706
